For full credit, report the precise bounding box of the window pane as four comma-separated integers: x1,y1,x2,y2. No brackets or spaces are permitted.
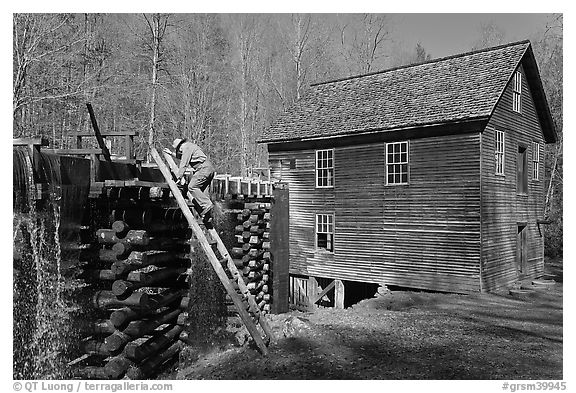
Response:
388,174,394,184
317,233,327,249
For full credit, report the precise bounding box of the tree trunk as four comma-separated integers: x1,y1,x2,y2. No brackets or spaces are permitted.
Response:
545,137,562,218
146,14,162,162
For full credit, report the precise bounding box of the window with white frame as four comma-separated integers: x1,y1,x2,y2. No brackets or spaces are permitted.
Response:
315,149,334,188
513,71,522,113
532,142,540,180
386,141,409,185
316,213,334,252
495,129,505,176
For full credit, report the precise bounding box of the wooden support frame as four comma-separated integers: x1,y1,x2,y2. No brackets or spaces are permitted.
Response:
311,280,336,304
290,276,345,310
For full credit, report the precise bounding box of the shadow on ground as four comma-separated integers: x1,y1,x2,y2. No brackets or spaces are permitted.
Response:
173,259,563,380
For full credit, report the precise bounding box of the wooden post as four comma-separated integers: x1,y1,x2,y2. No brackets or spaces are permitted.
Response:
125,134,134,159
270,183,289,313
335,279,345,309
308,277,318,309
86,103,112,161
90,153,97,183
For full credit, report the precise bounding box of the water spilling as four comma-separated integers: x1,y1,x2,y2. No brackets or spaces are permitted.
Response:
13,148,89,379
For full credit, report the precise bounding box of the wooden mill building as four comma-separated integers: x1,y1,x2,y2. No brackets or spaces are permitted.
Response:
258,40,557,296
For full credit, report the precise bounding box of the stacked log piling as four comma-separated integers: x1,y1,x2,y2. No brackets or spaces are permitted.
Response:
75,185,191,380
229,200,273,315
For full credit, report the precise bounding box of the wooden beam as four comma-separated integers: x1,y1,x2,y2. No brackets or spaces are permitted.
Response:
73,130,139,137
124,179,168,188
13,137,49,146
104,180,126,187
86,102,112,161
110,158,141,165
42,148,103,155
311,280,336,304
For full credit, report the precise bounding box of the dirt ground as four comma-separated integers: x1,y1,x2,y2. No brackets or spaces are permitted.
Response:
171,258,563,380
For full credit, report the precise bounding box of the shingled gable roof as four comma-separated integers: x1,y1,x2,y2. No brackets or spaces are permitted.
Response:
259,40,557,144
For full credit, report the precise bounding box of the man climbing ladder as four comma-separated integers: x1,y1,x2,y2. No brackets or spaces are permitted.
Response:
163,138,215,224
150,147,273,355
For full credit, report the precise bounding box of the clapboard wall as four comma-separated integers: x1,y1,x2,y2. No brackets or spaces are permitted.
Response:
480,62,547,291
269,131,483,293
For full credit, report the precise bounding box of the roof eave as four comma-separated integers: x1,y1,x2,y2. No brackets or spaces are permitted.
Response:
259,117,490,145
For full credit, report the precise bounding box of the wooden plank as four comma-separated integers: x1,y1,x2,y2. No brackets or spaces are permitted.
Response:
73,130,139,137
42,148,103,155
294,277,314,309
13,137,49,146
110,158,141,165
150,148,270,355
104,180,126,187
124,179,168,188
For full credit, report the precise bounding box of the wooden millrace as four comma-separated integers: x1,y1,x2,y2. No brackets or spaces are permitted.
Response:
150,148,273,355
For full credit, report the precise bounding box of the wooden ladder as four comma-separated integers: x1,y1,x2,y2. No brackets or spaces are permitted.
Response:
150,148,273,355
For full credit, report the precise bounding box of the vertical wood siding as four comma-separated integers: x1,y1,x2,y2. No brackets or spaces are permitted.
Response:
270,132,482,293
481,63,546,291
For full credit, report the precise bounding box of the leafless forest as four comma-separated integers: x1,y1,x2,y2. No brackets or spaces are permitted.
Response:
12,13,563,256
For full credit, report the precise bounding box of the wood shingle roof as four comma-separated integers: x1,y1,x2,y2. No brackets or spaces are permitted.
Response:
259,40,556,144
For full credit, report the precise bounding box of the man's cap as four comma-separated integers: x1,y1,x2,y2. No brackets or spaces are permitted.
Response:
172,138,184,149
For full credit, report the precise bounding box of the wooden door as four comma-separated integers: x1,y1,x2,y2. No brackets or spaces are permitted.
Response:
516,225,527,275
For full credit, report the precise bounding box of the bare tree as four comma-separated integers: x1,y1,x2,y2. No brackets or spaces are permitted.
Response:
13,14,85,137
535,15,563,218
471,21,506,51
274,14,333,102
142,13,170,161
338,14,391,75
226,15,264,174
